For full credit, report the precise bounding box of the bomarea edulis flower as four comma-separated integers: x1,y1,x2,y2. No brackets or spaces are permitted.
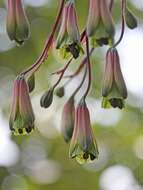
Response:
6,0,30,45
9,75,35,135
61,96,75,143
55,0,83,59
87,0,115,46
69,98,99,164
102,48,128,109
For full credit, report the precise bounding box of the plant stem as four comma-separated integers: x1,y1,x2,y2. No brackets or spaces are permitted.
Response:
21,0,65,77
113,0,126,48
83,34,91,99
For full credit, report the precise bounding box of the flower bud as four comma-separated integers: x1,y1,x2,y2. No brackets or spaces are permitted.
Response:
9,75,35,135
27,74,35,93
69,98,99,164
7,0,30,45
125,7,138,30
55,86,65,98
40,88,54,108
61,96,75,142
102,48,127,109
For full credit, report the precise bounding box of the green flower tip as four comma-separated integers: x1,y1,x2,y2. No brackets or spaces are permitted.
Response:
58,42,84,60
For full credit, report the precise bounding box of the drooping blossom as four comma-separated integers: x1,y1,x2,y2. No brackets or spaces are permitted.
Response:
56,0,82,59
69,98,99,164
87,0,115,46
9,75,35,135
102,48,127,109
7,0,30,45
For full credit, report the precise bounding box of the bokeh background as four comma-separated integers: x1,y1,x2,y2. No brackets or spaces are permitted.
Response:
0,0,143,189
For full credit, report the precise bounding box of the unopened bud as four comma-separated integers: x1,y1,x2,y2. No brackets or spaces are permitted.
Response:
40,88,54,108
27,74,35,93
55,87,65,98
125,7,138,30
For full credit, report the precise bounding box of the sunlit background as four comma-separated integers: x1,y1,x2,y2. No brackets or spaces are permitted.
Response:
0,0,143,189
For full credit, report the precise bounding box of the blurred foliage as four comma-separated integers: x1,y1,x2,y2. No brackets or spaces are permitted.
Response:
0,0,143,190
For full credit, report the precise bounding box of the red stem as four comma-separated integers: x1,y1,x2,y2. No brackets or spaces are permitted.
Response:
53,58,72,89
83,34,91,98
21,0,65,76
64,48,94,78
113,0,126,48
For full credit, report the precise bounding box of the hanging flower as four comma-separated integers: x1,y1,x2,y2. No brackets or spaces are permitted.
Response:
87,0,115,46
56,0,83,59
9,75,35,135
102,48,127,109
61,96,75,142
69,98,99,164
6,0,30,45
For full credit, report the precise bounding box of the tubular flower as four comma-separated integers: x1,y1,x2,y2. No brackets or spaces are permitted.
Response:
9,75,35,135
56,0,82,59
69,99,99,164
6,0,30,45
87,0,115,46
102,48,128,109
61,96,75,143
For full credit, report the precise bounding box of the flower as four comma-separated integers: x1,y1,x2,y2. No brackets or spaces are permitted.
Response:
9,75,35,135
56,1,82,59
102,48,128,109
69,98,99,164
6,0,30,45
61,96,75,142
87,0,115,46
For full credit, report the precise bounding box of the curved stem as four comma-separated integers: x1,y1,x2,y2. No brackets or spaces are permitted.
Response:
53,58,72,89
83,34,91,99
21,0,65,77
64,48,94,78
112,0,126,48
71,64,87,97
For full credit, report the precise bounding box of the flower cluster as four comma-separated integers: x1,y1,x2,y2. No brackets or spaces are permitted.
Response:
6,0,138,164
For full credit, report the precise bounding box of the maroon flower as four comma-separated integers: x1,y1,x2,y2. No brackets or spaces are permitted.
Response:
6,0,30,45
9,75,35,135
102,48,128,109
69,98,99,164
56,1,82,59
87,0,115,46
